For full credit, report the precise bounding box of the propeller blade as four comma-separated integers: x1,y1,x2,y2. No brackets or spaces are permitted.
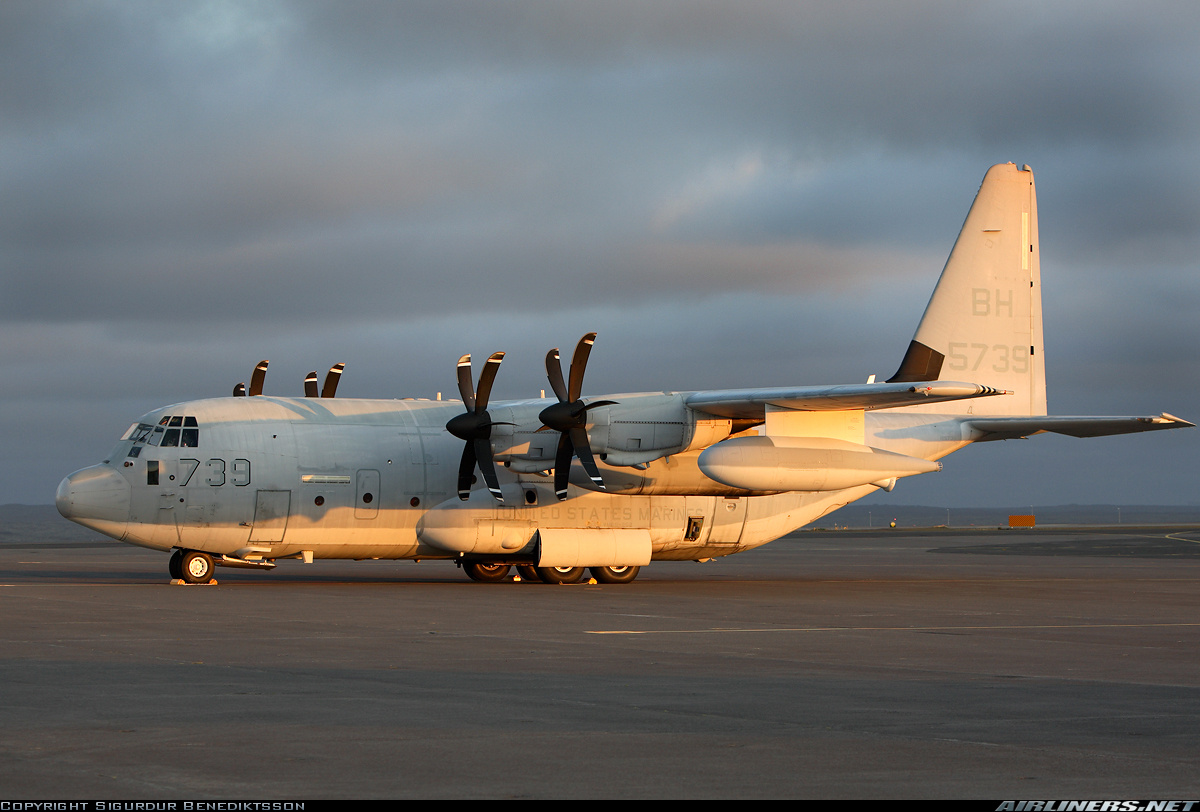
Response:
553,432,574,500
545,348,568,402
475,351,504,412
457,442,478,500
321,363,344,398
233,383,246,397
474,437,503,501
456,354,476,411
304,372,318,398
248,360,268,397
567,332,597,402
569,426,606,489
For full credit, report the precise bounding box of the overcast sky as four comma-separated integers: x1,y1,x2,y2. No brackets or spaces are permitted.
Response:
4,1,1198,507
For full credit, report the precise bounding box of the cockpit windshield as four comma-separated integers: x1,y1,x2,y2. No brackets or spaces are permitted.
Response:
124,415,200,455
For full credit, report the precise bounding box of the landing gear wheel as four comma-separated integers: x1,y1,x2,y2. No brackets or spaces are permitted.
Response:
179,550,215,584
535,566,586,584
463,562,512,583
516,565,542,583
168,549,184,580
589,565,640,584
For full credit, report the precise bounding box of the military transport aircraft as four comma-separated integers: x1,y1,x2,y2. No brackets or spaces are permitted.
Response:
56,163,1191,585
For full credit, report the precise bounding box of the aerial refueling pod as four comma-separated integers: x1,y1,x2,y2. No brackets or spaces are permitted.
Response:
697,435,940,492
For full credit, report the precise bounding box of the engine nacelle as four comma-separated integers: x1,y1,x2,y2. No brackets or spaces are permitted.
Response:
697,435,940,492
491,394,734,471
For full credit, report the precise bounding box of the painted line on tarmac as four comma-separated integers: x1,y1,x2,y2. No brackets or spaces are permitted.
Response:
588,622,1200,635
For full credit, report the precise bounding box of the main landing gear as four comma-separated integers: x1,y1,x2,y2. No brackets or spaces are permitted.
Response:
169,549,216,584
535,566,587,584
589,565,640,584
462,562,512,582
465,563,642,584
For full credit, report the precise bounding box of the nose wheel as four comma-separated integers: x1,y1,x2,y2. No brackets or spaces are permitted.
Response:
169,549,216,584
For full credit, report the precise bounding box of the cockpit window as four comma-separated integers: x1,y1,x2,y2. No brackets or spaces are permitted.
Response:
127,417,200,449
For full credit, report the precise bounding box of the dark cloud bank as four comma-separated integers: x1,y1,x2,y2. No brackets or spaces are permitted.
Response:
3,1,1197,505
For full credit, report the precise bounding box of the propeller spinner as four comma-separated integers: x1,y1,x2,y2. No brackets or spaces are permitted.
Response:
538,333,616,500
445,352,508,502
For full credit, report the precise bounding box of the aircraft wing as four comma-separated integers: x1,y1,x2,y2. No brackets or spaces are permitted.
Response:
964,413,1194,441
685,381,1008,420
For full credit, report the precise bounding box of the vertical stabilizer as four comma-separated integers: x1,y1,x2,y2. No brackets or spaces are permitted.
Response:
889,163,1046,416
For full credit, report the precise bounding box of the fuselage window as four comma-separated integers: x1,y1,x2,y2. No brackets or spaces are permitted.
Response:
147,460,159,485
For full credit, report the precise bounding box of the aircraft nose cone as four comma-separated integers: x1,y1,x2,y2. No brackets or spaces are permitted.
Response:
56,465,131,539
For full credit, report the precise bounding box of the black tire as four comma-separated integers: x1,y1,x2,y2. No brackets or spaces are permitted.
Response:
168,549,184,580
463,562,511,583
589,565,640,584
516,565,542,583
535,566,586,584
179,550,215,584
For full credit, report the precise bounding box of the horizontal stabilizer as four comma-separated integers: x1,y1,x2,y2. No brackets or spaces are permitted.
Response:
965,413,1193,441
686,381,1009,420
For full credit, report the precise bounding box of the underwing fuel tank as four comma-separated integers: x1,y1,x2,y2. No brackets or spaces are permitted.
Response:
697,435,940,492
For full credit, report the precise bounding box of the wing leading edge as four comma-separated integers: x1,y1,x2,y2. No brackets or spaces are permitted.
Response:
964,413,1194,441
685,380,1009,421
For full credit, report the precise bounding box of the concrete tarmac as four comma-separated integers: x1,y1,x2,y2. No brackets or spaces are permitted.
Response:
2,518,1199,798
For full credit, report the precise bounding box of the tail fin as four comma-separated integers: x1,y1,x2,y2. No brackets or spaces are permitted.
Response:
889,163,1047,416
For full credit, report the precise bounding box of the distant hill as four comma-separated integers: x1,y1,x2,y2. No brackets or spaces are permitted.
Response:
819,503,1200,528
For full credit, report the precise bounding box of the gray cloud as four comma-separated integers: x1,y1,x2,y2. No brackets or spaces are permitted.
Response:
4,1,1198,505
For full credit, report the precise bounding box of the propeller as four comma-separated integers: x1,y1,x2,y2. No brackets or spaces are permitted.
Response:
233,360,269,397
445,352,508,502
304,364,345,398
538,333,616,500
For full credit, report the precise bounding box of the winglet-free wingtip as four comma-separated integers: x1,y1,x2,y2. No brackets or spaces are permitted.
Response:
1148,412,1194,428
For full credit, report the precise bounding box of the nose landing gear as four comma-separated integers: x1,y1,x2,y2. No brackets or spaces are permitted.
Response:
169,549,216,585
